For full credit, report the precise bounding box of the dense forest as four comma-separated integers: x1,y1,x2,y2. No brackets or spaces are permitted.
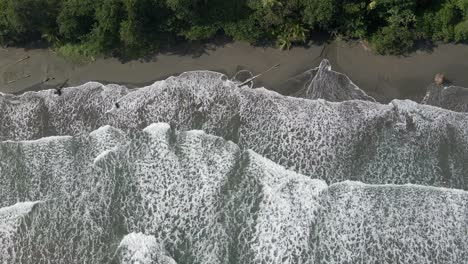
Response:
1,0,468,57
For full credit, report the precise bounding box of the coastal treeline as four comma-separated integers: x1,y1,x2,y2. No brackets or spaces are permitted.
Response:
1,0,468,56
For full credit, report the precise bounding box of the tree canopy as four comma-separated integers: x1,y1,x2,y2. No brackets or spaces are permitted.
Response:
1,0,468,56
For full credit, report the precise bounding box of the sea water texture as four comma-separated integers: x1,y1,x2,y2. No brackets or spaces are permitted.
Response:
291,59,376,102
1,61,467,187
0,59,467,263
422,83,468,112
0,124,467,263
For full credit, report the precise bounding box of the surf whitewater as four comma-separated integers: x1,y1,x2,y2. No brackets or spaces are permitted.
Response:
0,60,467,263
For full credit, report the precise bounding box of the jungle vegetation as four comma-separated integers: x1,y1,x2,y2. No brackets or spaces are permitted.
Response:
1,0,467,57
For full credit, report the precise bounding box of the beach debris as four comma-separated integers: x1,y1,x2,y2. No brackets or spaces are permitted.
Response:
16,55,30,63
54,79,68,96
0,55,30,70
40,76,55,87
237,63,280,88
233,69,253,88
43,76,52,83
59,79,68,89
434,73,445,85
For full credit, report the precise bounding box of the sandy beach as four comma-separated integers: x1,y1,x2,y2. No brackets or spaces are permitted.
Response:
1,40,468,103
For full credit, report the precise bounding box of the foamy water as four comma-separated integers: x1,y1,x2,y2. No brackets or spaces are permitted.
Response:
0,62,467,263
1,70,467,187
0,124,466,263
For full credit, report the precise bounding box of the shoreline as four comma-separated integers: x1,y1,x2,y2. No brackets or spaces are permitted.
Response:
1,40,468,103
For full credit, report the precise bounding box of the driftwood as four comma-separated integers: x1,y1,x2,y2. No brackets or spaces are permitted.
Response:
0,55,30,70
58,79,69,89
53,78,69,96
237,63,280,87
16,55,30,63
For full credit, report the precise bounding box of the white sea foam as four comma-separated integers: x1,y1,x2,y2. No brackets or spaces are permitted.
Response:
0,71,467,190
317,181,468,263
0,124,467,263
422,83,468,112
1,63,468,263
0,201,42,263
114,233,176,264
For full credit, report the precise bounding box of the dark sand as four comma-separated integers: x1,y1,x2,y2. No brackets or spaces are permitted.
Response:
1,40,468,103
332,42,468,102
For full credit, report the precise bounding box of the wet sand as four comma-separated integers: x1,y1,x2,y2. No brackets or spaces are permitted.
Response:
332,42,468,102
0,42,324,94
1,40,468,103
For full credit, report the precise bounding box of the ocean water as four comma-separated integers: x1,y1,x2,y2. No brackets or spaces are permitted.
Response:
0,61,467,263
291,59,376,102
422,83,468,112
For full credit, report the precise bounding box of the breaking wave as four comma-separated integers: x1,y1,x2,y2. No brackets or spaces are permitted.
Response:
1,124,467,263
0,69,467,187
422,83,468,112
1,60,467,263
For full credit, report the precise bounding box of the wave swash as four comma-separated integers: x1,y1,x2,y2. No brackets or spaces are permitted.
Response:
0,60,467,263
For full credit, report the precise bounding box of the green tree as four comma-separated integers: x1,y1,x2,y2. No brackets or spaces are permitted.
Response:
372,24,414,55
223,14,266,42
276,23,308,49
338,1,369,38
303,0,370,39
90,0,125,52
57,0,96,42
2,0,468,58
416,1,461,42
166,0,250,41
302,0,335,29
455,20,468,41
120,0,163,48
0,0,59,45
182,25,219,41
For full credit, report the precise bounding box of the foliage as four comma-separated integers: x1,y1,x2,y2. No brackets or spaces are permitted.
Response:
90,0,125,52
302,0,335,29
223,15,266,42
119,0,164,49
367,0,417,54
57,0,96,41
336,1,369,38
277,23,309,50
0,0,59,45
56,42,97,63
2,0,468,56
416,1,460,42
182,25,219,41
455,20,468,41
371,25,414,55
